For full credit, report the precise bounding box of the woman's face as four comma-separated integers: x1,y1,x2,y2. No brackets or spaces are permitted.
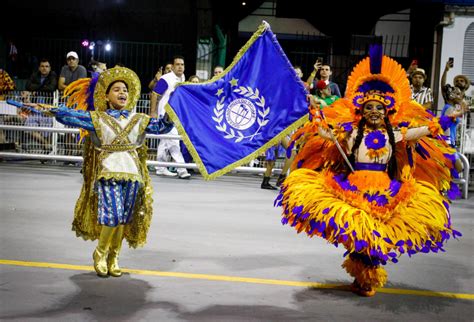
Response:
107,81,128,110
363,100,386,127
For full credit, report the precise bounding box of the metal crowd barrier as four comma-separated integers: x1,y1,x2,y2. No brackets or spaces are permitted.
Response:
0,91,283,176
1,91,469,196
0,125,282,175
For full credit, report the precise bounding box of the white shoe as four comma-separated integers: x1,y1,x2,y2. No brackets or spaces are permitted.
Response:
156,168,177,177
178,172,191,179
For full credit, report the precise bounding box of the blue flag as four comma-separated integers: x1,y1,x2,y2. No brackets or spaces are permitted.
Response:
166,22,309,180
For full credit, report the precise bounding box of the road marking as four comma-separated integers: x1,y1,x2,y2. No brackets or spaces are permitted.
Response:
1,259,473,300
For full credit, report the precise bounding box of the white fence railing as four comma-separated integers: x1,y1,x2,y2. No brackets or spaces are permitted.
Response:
0,91,285,175
1,91,471,197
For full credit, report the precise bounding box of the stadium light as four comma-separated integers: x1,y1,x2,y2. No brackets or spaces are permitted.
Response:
105,42,112,51
81,39,89,47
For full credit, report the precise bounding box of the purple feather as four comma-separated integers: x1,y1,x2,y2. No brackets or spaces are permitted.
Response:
389,180,402,197
286,141,294,158
439,115,452,131
292,205,303,215
369,44,383,74
297,160,304,169
85,74,99,111
443,153,456,167
450,168,459,179
415,143,430,159
452,230,462,238
447,182,461,200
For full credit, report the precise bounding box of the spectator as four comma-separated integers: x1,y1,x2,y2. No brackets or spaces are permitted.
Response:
294,65,303,79
440,85,469,173
21,91,53,152
0,69,15,100
89,59,107,76
213,65,224,77
188,75,200,83
314,80,339,108
0,90,27,148
261,142,289,190
441,59,471,104
410,68,433,110
307,59,341,98
25,59,57,92
6,41,18,77
440,85,469,147
58,51,87,91
148,63,172,91
151,55,191,179
58,51,87,165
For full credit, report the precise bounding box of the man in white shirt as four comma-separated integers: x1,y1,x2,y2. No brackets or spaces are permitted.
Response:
410,68,433,110
151,55,191,179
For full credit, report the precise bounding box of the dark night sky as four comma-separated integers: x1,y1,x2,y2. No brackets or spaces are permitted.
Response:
1,0,468,83
3,0,427,42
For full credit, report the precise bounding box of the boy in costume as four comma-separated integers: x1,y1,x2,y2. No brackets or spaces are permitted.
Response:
10,67,173,277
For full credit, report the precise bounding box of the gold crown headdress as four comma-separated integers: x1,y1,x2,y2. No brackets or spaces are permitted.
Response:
64,67,141,112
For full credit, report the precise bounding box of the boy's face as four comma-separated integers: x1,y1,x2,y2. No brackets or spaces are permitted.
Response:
107,81,129,110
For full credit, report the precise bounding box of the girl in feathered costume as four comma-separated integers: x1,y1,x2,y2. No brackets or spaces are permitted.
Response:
277,45,462,297
9,67,173,278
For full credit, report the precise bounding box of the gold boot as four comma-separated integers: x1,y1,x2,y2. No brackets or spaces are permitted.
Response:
93,226,115,277
107,225,124,277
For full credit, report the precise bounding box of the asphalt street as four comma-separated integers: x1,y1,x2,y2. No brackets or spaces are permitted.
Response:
0,162,473,321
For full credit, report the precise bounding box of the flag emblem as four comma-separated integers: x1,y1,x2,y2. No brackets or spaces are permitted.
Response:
213,80,270,143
